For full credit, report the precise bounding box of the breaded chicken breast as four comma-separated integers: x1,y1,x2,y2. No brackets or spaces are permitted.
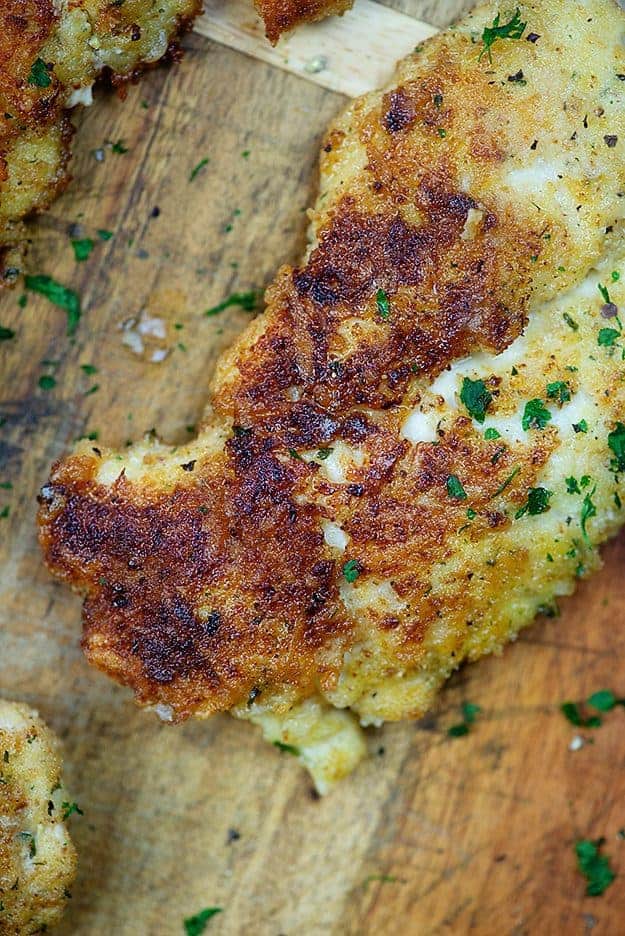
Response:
0,0,200,284
0,701,76,934
40,0,625,792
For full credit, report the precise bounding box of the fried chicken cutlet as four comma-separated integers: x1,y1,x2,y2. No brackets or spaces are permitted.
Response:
0,0,200,284
40,0,625,792
0,701,76,934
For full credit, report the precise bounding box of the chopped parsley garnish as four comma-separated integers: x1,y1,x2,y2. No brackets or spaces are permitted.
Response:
580,487,597,543
561,702,601,728
575,839,616,897
515,486,552,519
561,689,625,730
598,283,611,305
491,465,520,499
28,58,51,88
24,274,81,336
479,8,526,62
97,229,113,241
573,420,588,434
484,427,501,440
0,326,15,341
608,423,625,473
342,559,361,583
273,741,300,755
563,312,579,331
71,238,94,262
183,907,223,935
460,377,492,423
546,380,571,404
205,291,259,316
446,474,467,499
448,701,481,737
598,328,620,347
316,447,333,460
0,506,10,519
522,398,551,431
38,375,56,391
84,384,99,396
189,157,209,182
376,289,390,319
566,477,580,494
110,139,128,154
81,364,98,375
61,802,83,820
587,689,618,712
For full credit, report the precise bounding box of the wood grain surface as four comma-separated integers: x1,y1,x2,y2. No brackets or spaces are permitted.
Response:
2,2,625,934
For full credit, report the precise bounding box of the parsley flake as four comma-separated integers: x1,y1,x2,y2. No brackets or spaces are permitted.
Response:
28,58,51,88
0,326,15,341
183,907,223,935
580,487,597,543
479,8,526,63
342,559,361,583
448,701,481,737
189,157,209,182
24,274,81,336
446,474,467,499
587,689,618,712
522,398,551,431
598,327,621,348
546,380,571,404
460,377,492,423
273,741,300,755
376,289,390,319
575,839,616,897
608,423,625,473
515,486,552,519
38,374,56,391
205,291,259,316
61,801,83,820
71,238,94,262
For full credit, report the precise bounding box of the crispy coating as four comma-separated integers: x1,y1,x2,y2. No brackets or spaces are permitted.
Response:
255,0,353,44
0,701,76,935
40,0,625,790
0,0,201,284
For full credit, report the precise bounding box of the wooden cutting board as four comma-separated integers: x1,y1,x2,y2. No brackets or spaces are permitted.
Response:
2,1,625,933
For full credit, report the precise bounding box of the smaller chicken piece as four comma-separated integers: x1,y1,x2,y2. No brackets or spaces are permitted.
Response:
0,701,77,935
254,0,353,44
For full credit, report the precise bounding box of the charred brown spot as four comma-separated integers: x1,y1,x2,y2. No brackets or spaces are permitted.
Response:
383,88,417,133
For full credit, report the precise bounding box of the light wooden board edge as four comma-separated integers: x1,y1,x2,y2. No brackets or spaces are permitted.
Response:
194,0,439,97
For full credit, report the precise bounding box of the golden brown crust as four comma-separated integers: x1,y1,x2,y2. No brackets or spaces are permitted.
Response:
254,0,353,44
